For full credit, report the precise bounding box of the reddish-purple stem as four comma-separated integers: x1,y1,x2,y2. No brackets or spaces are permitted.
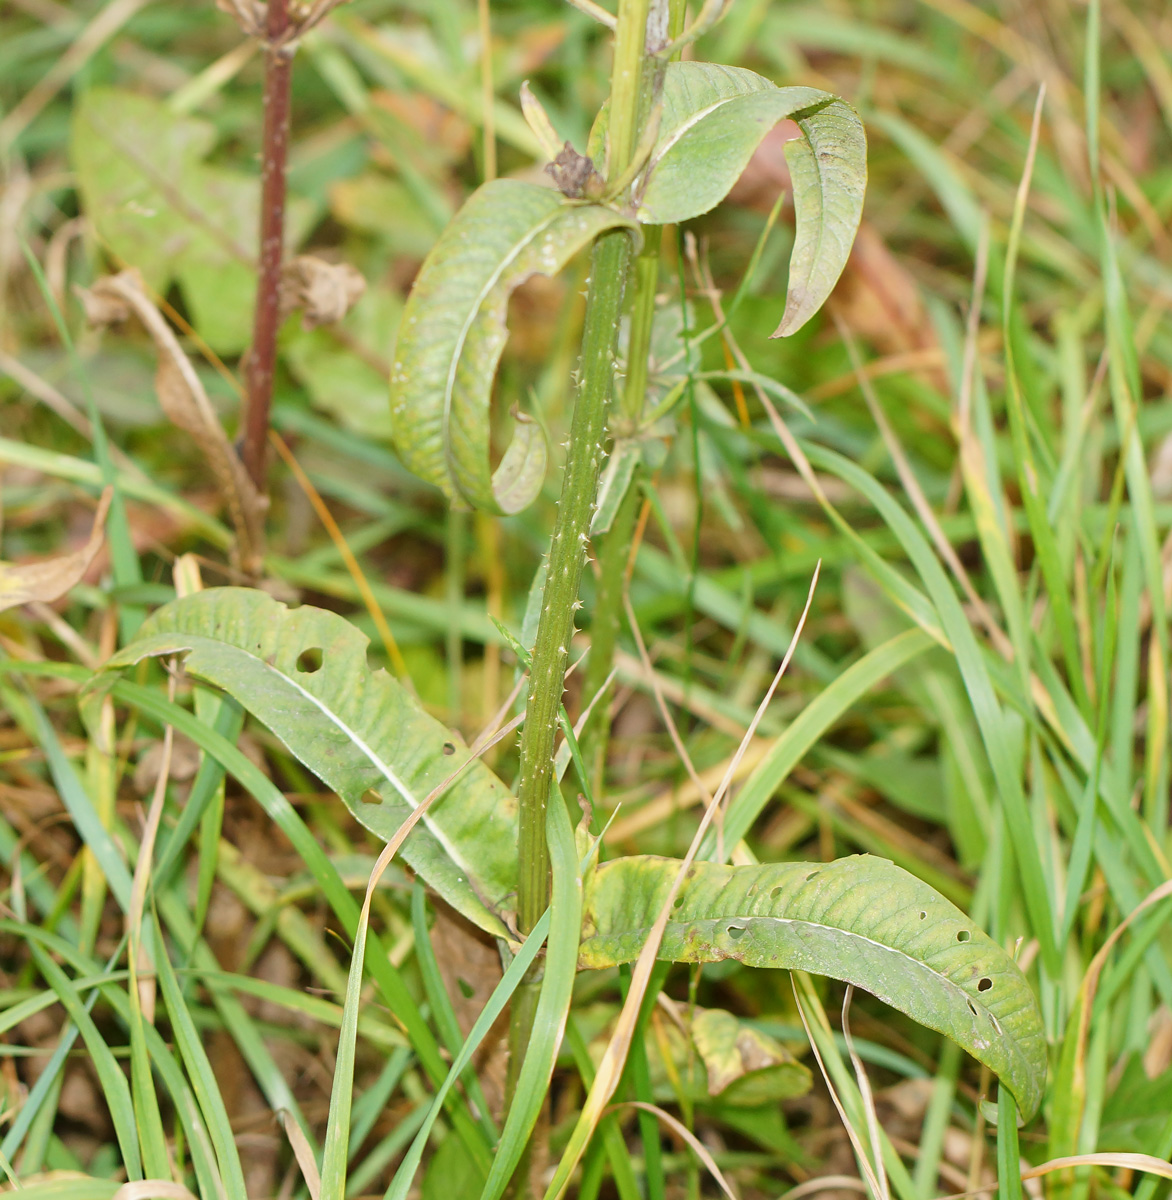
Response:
242,0,293,492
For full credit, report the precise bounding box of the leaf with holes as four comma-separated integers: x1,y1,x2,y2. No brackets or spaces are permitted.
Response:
633,62,866,335
389,179,636,513
579,854,1046,1120
86,588,519,938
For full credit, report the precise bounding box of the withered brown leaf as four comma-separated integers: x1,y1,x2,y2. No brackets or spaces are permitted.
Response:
0,487,112,613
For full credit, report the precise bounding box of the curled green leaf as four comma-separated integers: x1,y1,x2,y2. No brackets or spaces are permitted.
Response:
635,63,866,336
389,179,636,513
691,1008,812,1105
777,97,868,335
580,853,1047,1120
88,589,520,938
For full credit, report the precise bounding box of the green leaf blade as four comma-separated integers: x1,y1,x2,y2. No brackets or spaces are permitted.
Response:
71,87,313,355
635,63,865,336
389,179,634,513
96,589,520,938
580,854,1046,1121
775,97,868,335
638,78,828,224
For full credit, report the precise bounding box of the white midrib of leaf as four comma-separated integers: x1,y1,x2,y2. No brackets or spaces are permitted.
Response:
195,645,482,888
642,89,836,182
643,96,745,178
440,204,567,488
592,914,1016,1051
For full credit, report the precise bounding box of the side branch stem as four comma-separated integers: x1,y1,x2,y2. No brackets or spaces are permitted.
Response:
579,0,683,789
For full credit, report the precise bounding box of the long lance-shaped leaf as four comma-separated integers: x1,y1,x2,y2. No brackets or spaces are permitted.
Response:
88,588,520,938
579,854,1047,1121
634,62,865,335
389,179,635,513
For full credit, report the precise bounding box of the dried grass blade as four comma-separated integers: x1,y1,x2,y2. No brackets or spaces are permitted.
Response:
80,271,265,573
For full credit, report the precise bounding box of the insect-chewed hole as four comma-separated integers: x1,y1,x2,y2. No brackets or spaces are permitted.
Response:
919,911,927,920
805,871,820,882
967,1000,978,1017
977,977,992,992
956,929,971,942
673,894,686,908
442,742,456,756
727,924,748,940
297,647,324,674
361,789,383,806
770,885,784,900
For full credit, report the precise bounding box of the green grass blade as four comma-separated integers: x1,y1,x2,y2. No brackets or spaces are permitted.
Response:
997,1089,1024,1200
912,1039,961,1199
1000,93,1088,716
319,878,382,1198
382,909,551,1200
151,694,242,891
127,971,171,1178
481,795,582,1200
2,921,226,1196
348,1046,413,1159
26,945,143,1180
798,440,1061,973
410,883,498,1138
189,969,405,1050
707,628,933,855
17,239,142,606
0,436,232,547
152,913,249,1199
346,1103,428,1198
21,685,133,909
793,971,918,1200
107,675,492,1165
157,889,322,1161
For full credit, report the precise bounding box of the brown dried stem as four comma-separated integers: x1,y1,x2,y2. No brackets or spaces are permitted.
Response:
241,0,294,492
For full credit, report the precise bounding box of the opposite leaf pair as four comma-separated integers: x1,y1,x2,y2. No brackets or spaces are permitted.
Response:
91,587,1047,1121
388,62,867,515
